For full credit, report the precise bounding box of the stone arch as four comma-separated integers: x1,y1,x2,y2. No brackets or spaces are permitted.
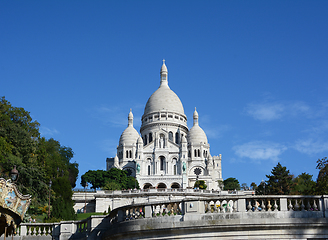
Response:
175,132,179,144
157,183,167,189
171,157,178,175
169,131,173,141
159,156,165,171
143,183,152,189
144,135,148,145
171,182,180,189
149,132,153,142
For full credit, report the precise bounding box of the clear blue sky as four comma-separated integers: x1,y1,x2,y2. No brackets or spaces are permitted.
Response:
1,1,328,188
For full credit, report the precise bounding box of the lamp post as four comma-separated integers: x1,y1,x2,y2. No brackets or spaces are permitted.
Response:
84,182,88,213
10,165,19,182
48,180,52,218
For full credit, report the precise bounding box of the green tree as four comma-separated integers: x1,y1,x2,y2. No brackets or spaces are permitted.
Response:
316,157,328,194
266,162,294,195
223,177,240,190
81,168,139,190
241,183,249,190
126,176,139,189
103,181,122,190
217,180,224,190
291,172,316,195
250,182,257,190
0,97,78,221
194,180,207,189
255,181,266,195
50,177,76,220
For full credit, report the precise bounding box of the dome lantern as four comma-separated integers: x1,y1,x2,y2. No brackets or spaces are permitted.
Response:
187,108,208,145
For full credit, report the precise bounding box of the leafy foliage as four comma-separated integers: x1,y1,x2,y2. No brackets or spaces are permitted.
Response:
194,180,207,189
223,177,240,190
291,172,316,195
81,168,139,190
316,157,328,194
265,162,294,195
0,97,78,221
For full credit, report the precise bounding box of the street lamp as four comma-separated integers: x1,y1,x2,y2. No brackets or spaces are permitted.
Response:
84,182,88,213
10,165,19,182
48,180,52,218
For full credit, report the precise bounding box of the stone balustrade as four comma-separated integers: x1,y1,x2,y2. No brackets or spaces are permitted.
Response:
72,188,243,213
10,195,328,239
103,195,328,239
12,215,107,240
107,195,327,225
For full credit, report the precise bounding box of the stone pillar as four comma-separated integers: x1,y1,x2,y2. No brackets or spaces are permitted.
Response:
323,195,328,218
20,225,27,236
59,222,75,240
144,205,152,218
279,197,288,211
182,200,204,221
237,198,246,212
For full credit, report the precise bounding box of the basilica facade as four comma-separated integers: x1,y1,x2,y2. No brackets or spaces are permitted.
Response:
106,61,223,190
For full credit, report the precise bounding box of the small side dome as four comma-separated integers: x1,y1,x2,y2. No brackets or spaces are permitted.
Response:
137,135,143,144
187,108,208,144
119,110,139,146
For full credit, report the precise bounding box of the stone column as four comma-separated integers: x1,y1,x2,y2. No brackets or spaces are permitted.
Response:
279,197,288,211
323,195,328,218
237,197,246,212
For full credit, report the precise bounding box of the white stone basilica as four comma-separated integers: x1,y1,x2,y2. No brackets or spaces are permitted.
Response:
106,61,223,190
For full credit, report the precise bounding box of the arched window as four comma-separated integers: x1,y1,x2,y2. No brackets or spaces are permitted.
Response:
198,149,200,157
148,165,151,175
169,131,173,141
126,151,129,158
157,183,167,189
188,150,191,157
129,150,132,158
149,133,153,142
174,165,177,175
144,135,148,145
175,132,179,144
160,156,165,170
144,183,152,189
194,149,197,157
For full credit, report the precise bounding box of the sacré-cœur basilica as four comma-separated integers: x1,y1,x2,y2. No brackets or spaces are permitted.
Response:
106,61,223,190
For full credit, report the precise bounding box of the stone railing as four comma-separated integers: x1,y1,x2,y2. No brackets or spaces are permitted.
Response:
12,215,108,240
109,200,183,225
10,195,328,239
108,195,328,225
103,195,328,240
204,195,324,213
74,188,225,195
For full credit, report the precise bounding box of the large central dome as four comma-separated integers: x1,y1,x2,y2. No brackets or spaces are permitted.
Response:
143,61,185,116
144,85,185,116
